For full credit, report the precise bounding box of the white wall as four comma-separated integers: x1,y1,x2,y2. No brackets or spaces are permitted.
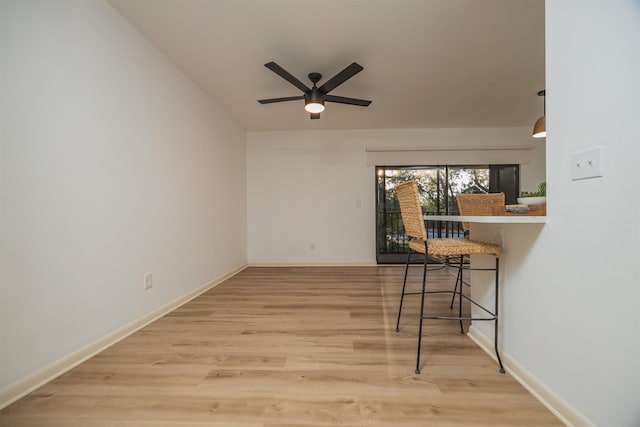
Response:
247,128,544,264
494,1,639,425
0,0,246,391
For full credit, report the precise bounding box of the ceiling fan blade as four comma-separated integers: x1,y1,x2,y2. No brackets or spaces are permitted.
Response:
318,63,364,94
310,113,320,120
258,95,304,104
325,94,372,106
264,62,310,93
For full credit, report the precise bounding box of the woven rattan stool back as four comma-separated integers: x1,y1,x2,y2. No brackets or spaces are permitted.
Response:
395,180,427,241
456,193,505,234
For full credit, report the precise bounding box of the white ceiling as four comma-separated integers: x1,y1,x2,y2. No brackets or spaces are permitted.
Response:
109,0,545,132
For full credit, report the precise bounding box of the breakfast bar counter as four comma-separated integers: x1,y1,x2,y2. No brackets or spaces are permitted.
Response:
423,213,547,364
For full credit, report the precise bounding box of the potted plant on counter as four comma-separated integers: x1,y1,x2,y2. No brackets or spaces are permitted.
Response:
517,182,546,205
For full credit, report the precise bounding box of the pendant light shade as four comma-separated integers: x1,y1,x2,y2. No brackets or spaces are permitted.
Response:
532,89,546,138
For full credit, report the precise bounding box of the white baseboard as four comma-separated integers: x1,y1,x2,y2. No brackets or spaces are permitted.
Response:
467,326,596,427
0,263,248,410
248,261,377,267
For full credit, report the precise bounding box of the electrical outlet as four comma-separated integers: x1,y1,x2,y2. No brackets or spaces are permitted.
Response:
144,272,152,290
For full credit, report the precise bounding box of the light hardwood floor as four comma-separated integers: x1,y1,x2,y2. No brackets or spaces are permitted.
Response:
0,266,562,426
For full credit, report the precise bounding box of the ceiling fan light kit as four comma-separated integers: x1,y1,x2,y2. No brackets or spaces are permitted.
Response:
304,73,325,113
258,62,371,119
305,101,325,113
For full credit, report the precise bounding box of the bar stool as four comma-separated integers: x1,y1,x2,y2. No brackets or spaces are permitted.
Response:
394,180,505,374
449,193,506,308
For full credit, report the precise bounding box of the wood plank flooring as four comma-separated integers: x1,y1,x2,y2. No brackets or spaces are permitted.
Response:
0,266,562,426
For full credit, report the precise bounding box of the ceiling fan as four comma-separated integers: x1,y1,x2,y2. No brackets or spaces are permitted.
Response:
257,62,372,119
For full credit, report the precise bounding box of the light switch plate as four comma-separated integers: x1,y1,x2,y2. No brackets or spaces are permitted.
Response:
144,272,152,290
572,147,603,180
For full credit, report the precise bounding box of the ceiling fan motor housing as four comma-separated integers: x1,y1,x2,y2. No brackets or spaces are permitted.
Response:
305,88,324,104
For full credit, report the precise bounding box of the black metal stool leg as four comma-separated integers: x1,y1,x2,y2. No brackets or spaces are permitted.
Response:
415,248,428,374
457,256,464,334
449,257,462,308
395,250,412,332
494,258,505,374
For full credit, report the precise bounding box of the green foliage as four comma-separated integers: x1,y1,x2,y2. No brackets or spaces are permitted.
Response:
520,181,546,198
378,166,490,213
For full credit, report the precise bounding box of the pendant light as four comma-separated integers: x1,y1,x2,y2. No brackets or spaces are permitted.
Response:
532,90,546,138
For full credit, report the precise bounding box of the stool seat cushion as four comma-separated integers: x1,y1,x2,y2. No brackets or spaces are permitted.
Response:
408,238,501,258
